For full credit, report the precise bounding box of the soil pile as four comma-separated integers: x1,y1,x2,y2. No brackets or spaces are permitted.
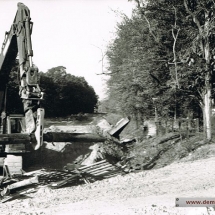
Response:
124,133,210,171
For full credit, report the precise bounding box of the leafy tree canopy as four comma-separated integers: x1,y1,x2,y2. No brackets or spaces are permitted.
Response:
40,66,98,117
103,0,215,129
7,65,98,117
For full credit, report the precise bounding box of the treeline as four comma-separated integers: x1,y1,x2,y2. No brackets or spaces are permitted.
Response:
102,0,215,139
7,66,98,117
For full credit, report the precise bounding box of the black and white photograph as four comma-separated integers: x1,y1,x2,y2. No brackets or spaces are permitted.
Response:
0,0,215,214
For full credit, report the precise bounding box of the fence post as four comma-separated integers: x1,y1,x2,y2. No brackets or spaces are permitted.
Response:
186,117,190,138
195,118,199,133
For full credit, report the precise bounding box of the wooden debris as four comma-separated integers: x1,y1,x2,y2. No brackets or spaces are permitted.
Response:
1,176,38,196
1,188,37,203
23,169,46,176
7,176,38,190
0,160,127,202
76,159,125,178
50,174,81,188
79,160,107,169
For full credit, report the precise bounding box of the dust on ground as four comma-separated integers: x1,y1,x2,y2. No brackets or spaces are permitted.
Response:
1,154,215,214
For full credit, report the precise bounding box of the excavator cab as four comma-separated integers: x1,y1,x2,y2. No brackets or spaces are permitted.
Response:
5,114,27,153
7,114,26,134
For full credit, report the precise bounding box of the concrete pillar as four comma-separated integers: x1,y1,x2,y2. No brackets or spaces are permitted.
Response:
4,155,23,175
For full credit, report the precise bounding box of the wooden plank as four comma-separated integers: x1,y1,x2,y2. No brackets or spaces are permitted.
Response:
79,162,110,172
85,164,113,173
89,166,115,175
78,160,107,170
93,170,110,176
7,176,38,190
93,169,121,176
50,174,80,188
23,169,45,176
65,161,109,172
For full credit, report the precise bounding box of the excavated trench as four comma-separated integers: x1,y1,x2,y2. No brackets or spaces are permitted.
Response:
22,117,117,171
23,142,96,170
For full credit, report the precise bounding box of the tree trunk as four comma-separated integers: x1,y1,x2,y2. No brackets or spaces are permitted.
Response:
204,22,212,140
203,11,212,141
201,88,211,140
204,83,212,140
183,4,212,141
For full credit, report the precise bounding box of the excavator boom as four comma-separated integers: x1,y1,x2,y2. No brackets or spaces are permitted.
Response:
0,3,44,151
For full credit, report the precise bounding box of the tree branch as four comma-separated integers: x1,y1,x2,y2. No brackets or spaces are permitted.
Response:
91,44,107,75
172,6,180,88
134,0,159,43
143,15,160,43
184,0,203,34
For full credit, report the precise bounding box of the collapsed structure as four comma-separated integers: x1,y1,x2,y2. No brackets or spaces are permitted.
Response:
0,3,133,203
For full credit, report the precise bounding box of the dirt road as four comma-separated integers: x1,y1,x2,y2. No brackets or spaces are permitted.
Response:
1,155,215,215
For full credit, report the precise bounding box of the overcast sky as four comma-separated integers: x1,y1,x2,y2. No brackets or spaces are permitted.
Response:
0,0,134,100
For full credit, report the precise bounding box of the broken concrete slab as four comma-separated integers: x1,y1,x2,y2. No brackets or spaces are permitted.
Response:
43,132,106,143
108,117,130,138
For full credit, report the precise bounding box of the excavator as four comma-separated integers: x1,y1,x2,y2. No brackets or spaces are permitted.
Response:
0,2,44,171
0,3,125,177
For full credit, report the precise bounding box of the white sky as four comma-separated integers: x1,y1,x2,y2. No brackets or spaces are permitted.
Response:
0,0,134,100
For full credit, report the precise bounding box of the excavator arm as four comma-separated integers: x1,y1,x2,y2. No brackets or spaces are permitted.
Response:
0,3,44,150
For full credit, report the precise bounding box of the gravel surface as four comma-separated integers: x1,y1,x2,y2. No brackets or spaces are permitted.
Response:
1,156,215,215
